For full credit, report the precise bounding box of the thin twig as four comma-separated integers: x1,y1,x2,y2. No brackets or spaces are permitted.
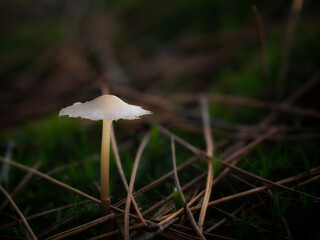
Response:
171,138,206,239
0,185,37,240
124,132,150,240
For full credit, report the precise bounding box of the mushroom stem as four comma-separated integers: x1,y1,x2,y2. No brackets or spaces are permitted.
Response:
101,120,112,216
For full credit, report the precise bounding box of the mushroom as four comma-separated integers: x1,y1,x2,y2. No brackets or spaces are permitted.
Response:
59,95,152,216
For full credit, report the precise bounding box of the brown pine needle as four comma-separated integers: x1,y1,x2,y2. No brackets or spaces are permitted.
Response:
0,185,37,240
159,166,320,221
37,214,74,239
114,155,198,208
88,223,145,240
167,92,320,118
124,132,150,240
206,202,248,232
277,0,304,99
46,213,119,240
157,127,278,225
137,218,178,240
172,224,237,240
260,72,320,128
0,157,100,204
252,5,269,85
198,96,215,231
0,201,91,230
111,127,148,228
144,172,206,217
157,126,319,201
297,174,320,187
211,206,271,234
0,161,42,211
192,167,320,212
111,127,128,188
171,138,206,239
282,215,293,240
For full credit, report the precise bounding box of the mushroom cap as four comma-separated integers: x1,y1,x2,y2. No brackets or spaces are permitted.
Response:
59,95,152,121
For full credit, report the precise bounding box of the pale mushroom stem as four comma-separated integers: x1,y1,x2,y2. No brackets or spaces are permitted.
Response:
101,120,112,216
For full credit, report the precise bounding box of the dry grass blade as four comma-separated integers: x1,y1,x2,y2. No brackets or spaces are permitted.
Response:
198,96,215,232
124,132,150,240
111,127,148,228
0,157,100,204
0,161,42,211
171,138,206,239
46,213,119,240
0,185,37,240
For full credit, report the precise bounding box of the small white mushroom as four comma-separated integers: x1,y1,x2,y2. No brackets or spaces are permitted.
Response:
59,95,151,216
59,95,151,121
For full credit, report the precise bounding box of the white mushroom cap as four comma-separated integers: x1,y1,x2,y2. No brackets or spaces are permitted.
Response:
59,95,152,121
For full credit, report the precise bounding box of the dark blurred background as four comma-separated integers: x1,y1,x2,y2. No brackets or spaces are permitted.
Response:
1,0,319,131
